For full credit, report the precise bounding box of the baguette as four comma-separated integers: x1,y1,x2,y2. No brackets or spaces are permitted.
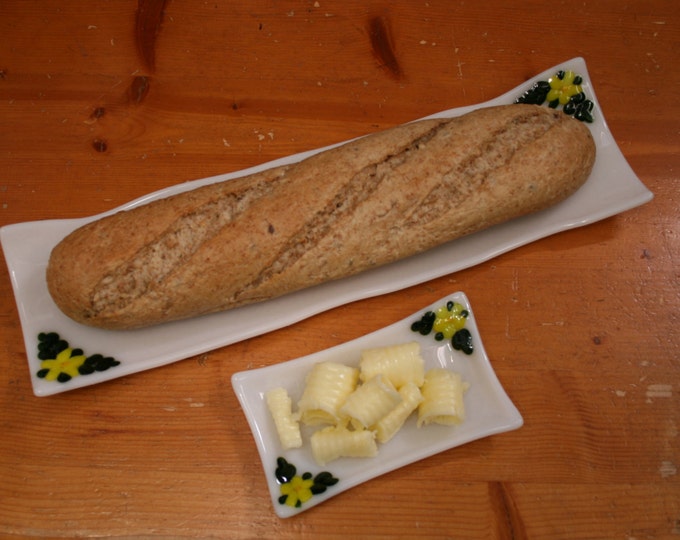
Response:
46,105,595,329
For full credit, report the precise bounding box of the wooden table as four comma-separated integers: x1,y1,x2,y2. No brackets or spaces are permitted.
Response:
1,1,678,538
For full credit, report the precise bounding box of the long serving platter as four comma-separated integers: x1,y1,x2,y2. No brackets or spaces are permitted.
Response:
0,57,653,396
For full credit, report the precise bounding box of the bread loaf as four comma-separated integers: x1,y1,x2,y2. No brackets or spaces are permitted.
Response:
46,104,596,329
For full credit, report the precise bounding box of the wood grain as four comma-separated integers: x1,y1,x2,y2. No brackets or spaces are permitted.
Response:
1,0,678,538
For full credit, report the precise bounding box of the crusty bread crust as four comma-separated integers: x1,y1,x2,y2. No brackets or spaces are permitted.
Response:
46,105,596,329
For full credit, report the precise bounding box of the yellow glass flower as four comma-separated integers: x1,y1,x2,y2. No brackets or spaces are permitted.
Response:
39,348,86,381
547,70,583,105
432,302,467,340
280,475,315,508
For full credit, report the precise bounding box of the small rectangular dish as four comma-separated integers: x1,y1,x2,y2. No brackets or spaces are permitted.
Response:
232,292,523,517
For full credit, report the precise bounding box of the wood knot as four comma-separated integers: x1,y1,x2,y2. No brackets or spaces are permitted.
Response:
368,15,403,80
135,0,168,72
129,75,150,105
92,138,108,153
